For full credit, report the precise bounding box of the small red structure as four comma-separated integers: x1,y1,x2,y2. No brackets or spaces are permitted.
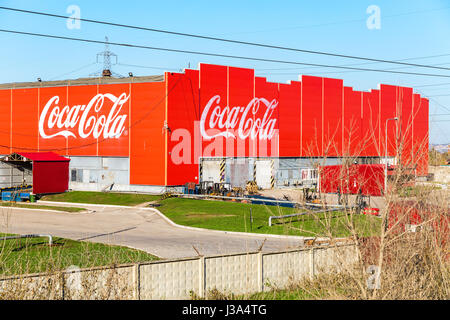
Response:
363,207,380,216
1,152,70,195
388,200,449,250
319,164,385,196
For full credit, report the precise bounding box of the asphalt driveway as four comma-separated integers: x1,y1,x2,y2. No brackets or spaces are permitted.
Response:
0,201,308,259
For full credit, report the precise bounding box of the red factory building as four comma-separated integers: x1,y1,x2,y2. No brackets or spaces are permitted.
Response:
0,63,429,193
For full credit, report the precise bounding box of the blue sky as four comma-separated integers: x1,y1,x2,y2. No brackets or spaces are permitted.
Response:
0,0,449,144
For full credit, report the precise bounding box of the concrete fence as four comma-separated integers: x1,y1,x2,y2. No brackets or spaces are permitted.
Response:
0,244,357,300
429,165,450,184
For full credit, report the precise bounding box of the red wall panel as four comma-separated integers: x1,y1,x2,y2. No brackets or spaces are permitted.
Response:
343,87,362,156
278,81,301,157
380,84,398,158
199,64,228,158
254,78,279,158
228,67,255,158
323,78,343,157
129,81,166,185
320,164,384,196
38,86,68,154
415,98,429,176
319,165,341,193
167,70,200,186
361,90,380,157
0,90,11,155
11,88,39,153
398,87,413,169
301,75,323,157
64,85,98,156
412,93,421,171
96,84,130,157
358,164,384,196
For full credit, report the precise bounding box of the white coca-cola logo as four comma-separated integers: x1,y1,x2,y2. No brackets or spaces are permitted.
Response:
200,95,278,140
39,93,129,139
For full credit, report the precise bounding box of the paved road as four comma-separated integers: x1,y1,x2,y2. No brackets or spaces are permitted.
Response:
0,202,307,259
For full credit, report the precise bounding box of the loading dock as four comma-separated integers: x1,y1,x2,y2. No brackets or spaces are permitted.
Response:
255,159,273,189
200,159,221,184
200,157,277,190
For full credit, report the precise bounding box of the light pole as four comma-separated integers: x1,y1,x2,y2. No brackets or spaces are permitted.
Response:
384,117,399,194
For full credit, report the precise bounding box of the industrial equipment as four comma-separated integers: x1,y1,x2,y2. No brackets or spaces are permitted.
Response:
246,181,258,194
302,187,319,202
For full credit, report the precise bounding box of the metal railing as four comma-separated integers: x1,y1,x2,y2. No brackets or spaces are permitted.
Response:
0,234,53,245
268,207,348,226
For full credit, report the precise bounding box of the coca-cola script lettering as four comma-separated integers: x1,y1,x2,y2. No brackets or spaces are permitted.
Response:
200,95,278,140
39,93,129,139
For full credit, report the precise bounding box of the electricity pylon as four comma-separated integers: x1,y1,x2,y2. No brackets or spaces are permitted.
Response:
90,36,123,78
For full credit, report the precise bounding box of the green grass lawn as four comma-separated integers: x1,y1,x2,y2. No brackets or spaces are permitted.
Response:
157,197,381,238
41,191,161,206
0,203,86,213
398,184,442,198
247,288,320,300
0,233,159,276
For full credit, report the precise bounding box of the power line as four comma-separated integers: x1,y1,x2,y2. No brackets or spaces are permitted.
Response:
3,28,450,79
257,61,450,78
408,82,450,88
428,93,450,97
117,63,180,71
2,6,450,72
219,5,450,36
255,54,450,72
410,86,450,92
416,89,450,114
48,62,97,81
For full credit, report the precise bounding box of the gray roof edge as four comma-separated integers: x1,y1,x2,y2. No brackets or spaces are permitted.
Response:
0,74,165,90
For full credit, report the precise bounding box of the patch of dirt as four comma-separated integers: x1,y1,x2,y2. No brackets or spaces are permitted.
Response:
135,201,159,208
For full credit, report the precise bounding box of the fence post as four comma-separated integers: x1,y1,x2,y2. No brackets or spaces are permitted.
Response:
310,248,315,279
199,256,205,298
258,251,263,292
134,263,140,300
61,272,65,300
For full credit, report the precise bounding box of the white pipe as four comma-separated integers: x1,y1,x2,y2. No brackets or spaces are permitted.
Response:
1,234,53,245
268,207,346,227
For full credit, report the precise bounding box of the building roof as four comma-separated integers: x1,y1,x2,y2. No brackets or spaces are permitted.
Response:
16,152,70,162
0,74,164,90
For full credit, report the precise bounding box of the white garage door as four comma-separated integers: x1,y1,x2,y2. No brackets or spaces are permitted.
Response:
230,160,249,187
201,160,221,183
255,160,272,189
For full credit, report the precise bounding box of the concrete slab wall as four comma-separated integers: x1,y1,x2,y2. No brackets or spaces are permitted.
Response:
0,244,357,300
429,166,450,184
